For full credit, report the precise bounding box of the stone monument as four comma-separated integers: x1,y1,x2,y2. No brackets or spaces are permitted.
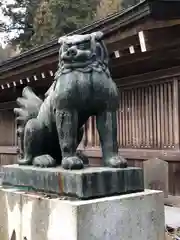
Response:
143,158,169,198
0,32,164,240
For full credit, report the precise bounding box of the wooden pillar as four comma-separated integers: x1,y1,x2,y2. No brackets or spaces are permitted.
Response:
173,78,179,149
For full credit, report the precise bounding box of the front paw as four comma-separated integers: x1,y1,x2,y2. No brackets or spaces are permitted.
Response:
33,155,56,168
106,155,127,168
62,156,84,170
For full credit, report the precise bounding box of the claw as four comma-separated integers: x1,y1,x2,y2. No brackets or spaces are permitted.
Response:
106,155,128,168
33,155,56,168
62,156,84,170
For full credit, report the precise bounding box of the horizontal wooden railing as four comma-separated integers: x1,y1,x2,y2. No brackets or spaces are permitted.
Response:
0,146,17,154
78,147,180,162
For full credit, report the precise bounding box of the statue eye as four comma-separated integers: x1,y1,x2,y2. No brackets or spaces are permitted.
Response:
63,44,68,51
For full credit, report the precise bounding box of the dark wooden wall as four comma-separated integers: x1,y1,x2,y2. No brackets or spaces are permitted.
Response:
0,106,17,166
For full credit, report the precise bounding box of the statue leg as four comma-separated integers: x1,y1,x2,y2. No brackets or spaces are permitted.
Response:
56,109,84,169
19,118,56,167
16,126,25,159
96,110,127,168
18,119,44,165
34,125,87,167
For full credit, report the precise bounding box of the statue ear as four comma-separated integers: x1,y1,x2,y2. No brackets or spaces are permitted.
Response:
91,31,104,41
58,37,65,45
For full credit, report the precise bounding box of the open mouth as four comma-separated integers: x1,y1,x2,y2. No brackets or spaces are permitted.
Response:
62,50,92,62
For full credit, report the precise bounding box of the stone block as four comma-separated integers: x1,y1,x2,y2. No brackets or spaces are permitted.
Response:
0,188,22,240
143,158,168,198
1,164,144,199
0,188,165,240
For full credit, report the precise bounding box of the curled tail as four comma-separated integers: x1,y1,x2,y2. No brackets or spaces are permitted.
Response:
14,86,43,135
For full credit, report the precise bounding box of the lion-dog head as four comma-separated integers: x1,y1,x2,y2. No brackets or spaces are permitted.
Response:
57,31,109,71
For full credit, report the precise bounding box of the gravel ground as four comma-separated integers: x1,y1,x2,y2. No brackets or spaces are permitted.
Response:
165,206,180,239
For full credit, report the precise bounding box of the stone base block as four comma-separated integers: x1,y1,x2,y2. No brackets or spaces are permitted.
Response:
0,188,164,240
1,164,144,199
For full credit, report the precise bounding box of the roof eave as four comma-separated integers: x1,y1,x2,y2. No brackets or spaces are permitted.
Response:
1,0,180,74
0,0,151,74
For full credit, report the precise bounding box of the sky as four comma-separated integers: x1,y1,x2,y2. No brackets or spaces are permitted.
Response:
0,4,9,47
0,10,6,47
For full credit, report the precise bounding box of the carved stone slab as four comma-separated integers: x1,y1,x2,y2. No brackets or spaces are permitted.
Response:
0,165,144,199
143,158,168,198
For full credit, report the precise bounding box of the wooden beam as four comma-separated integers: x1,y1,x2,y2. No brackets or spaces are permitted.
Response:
79,148,180,162
105,20,180,56
111,39,180,67
0,1,151,76
173,78,179,149
0,146,17,155
144,24,180,51
105,19,180,47
110,41,180,78
2,146,180,160
3,146,180,161
114,65,180,88
1,0,180,82
138,31,148,52
0,101,17,110
106,35,140,53
1,24,180,86
0,56,58,81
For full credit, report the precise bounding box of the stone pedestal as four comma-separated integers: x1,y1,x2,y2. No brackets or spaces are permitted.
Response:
1,165,144,199
0,188,164,240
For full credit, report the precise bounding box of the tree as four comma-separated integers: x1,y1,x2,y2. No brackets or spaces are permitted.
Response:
31,0,54,46
0,0,41,50
0,44,20,62
121,0,140,9
96,0,122,19
1,0,98,50
31,0,98,47
95,0,141,20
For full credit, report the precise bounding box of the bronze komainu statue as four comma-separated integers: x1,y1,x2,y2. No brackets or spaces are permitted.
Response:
14,31,127,170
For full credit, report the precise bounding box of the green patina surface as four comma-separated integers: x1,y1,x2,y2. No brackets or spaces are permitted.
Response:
1,165,144,199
